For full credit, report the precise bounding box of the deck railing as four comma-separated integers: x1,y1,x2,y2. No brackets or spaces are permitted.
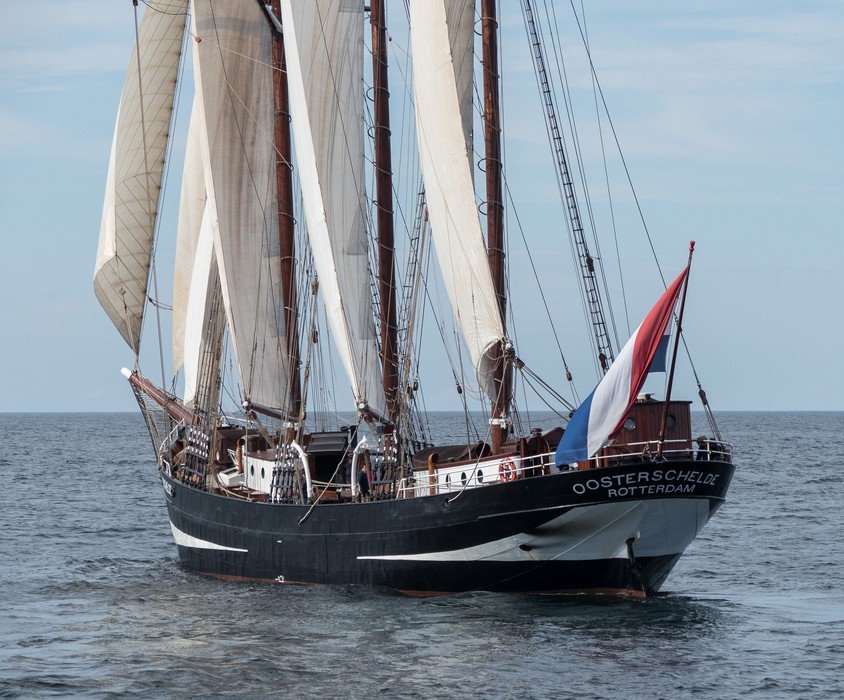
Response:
395,437,732,499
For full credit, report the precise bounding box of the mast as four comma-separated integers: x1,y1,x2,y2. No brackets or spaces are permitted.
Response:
370,0,399,425
268,0,302,431
658,242,695,457
481,0,510,453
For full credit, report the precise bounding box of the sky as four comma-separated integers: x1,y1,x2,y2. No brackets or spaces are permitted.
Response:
0,0,842,414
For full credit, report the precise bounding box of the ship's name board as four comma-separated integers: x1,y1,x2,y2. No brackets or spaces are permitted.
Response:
572,468,720,498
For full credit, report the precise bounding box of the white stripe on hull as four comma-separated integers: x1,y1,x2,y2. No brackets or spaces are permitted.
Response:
170,522,248,552
358,498,711,563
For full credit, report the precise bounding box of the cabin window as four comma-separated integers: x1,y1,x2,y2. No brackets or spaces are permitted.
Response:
478,469,485,483
261,467,266,480
461,472,467,486
623,417,636,431
250,465,255,477
666,415,676,428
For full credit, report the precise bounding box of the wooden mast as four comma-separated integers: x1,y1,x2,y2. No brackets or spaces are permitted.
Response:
370,0,399,425
270,0,302,434
481,0,510,453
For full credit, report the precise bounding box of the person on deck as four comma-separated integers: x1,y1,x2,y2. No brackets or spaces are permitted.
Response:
695,436,710,461
357,464,371,501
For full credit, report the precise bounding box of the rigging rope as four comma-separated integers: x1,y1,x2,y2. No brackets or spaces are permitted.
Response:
131,1,164,382
559,0,723,438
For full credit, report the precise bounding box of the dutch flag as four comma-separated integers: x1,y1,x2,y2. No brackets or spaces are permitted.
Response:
555,265,690,467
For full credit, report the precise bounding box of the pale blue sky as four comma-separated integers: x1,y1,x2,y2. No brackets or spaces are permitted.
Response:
0,1,842,413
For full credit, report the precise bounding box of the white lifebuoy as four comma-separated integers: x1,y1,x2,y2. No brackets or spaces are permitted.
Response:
498,457,516,482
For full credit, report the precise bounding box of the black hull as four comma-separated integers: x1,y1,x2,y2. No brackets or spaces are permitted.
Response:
161,460,733,596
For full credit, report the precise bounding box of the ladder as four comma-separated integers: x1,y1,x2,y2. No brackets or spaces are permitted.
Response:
522,0,614,370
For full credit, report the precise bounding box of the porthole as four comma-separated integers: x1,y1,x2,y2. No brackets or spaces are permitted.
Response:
261,467,266,479
666,415,676,429
478,469,484,483
461,471,467,486
623,417,636,431
250,465,255,477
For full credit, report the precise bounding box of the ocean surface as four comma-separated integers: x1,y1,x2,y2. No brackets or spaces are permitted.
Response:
1,411,842,699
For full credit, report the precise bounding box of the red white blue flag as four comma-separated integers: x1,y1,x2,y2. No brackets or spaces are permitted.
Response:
555,265,689,466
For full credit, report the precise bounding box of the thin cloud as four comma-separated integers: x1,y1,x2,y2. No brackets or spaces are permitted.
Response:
0,3,143,84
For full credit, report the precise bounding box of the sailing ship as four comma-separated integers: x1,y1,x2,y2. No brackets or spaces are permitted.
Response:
95,0,734,596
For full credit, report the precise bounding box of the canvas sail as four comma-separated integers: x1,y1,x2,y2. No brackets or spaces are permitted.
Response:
409,0,505,400
180,207,218,406
192,0,291,413
445,0,474,148
172,95,219,406
94,1,189,353
172,95,205,378
280,0,386,417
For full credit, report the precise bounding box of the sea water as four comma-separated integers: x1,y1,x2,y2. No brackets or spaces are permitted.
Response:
1,412,842,699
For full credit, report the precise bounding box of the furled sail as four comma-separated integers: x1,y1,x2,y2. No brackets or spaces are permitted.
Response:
192,0,291,412
280,0,386,417
409,0,505,400
94,1,189,353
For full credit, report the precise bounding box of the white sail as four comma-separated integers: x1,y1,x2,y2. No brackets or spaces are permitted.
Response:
280,0,385,417
181,206,217,406
172,95,205,377
94,1,189,352
409,0,505,400
445,0,474,149
172,95,219,406
192,0,291,412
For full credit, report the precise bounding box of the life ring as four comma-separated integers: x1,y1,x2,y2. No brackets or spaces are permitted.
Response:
498,457,516,482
